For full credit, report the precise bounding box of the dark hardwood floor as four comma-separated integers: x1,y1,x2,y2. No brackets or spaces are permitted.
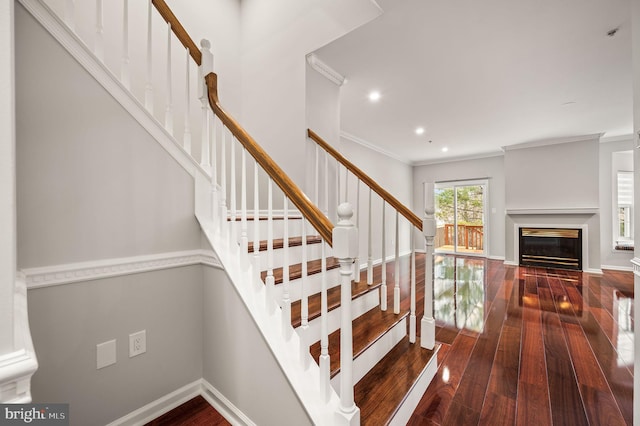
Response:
149,256,635,425
410,256,634,426
144,396,230,426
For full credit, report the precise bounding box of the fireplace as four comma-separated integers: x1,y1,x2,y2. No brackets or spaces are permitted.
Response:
519,227,582,270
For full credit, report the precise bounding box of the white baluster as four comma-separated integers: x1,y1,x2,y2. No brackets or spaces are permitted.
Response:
145,0,153,113
240,148,248,269
315,144,319,206
165,23,173,134
219,124,228,242
324,151,329,216
64,0,75,31
334,203,360,424
95,0,104,61
265,179,275,313
380,201,387,311
229,130,236,246
354,180,360,282
282,197,292,339
367,187,373,285
319,241,330,402
253,160,261,291
300,218,309,369
121,0,129,88
394,211,400,314
345,169,349,203
199,40,213,169
183,48,192,154
210,110,219,231
336,161,341,208
421,182,436,350
410,230,416,343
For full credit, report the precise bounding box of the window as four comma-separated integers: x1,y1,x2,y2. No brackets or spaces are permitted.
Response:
615,170,633,249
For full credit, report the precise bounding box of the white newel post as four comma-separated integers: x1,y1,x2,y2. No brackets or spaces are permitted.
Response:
333,203,360,425
198,39,213,170
421,183,436,350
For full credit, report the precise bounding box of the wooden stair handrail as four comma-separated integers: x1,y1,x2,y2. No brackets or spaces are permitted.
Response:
307,129,423,231
206,73,334,246
152,0,202,66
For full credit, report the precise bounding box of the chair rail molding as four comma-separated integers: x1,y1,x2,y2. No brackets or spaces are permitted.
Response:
22,250,222,290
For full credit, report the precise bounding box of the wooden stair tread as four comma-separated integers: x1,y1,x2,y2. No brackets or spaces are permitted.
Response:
248,235,322,252
356,336,438,426
309,307,409,378
290,278,381,328
262,257,340,284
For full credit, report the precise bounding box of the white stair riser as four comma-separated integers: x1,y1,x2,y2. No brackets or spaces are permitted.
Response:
229,219,308,242
330,317,407,392
272,268,340,303
251,243,332,271
388,353,439,426
298,289,380,343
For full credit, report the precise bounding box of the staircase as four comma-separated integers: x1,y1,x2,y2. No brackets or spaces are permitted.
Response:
23,0,440,424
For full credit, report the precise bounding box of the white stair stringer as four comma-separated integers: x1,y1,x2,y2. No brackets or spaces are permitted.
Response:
195,171,345,426
19,0,207,180
299,289,380,344
330,317,407,393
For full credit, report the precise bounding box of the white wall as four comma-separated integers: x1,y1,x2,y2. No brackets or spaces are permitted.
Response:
28,267,204,426
632,0,640,422
504,137,601,270
239,0,381,192
340,138,414,268
412,155,506,259
600,139,634,269
16,5,202,268
0,0,15,355
504,137,600,210
202,267,312,426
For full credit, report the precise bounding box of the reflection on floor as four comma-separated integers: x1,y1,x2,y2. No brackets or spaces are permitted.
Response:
410,255,634,425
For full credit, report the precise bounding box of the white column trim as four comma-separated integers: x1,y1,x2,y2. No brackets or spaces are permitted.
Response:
631,257,640,276
22,250,223,290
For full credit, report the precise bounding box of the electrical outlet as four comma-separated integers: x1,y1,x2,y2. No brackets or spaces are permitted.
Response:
129,330,146,358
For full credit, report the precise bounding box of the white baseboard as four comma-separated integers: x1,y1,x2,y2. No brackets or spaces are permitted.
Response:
106,379,255,426
584,268,603,275
105,380,202,426
601,264,634,272
487,255,505,261
503,260,518,266
201,379,256,426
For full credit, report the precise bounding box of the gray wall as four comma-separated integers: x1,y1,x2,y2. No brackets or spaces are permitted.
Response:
600,140,634,269
17,5,204,424
28,267,204,426
203,267,312,426
504,138,600,210
15,4,202,269
412,155,506,259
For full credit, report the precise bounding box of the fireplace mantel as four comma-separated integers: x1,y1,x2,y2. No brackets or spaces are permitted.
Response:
506,207,599,215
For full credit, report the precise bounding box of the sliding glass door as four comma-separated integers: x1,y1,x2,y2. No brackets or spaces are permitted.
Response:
434,180,487,256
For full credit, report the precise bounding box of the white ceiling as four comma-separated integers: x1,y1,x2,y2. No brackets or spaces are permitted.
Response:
312,0,633,164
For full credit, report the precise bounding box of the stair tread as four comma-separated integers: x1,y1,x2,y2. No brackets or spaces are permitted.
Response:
248,235,323,252
356,336,439,426
262,257,340,284
290,277,381,328
309,305,409,378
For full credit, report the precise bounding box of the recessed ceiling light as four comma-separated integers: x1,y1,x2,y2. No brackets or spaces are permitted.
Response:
368,91,381,102
415,127,425,135
441,147,448,152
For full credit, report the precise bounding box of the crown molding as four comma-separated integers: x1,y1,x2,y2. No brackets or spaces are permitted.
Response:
22,250,222,290
600,134,634,144
501,133,603,152
412,151,504,166
306,54,346,86
340,131,411,165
